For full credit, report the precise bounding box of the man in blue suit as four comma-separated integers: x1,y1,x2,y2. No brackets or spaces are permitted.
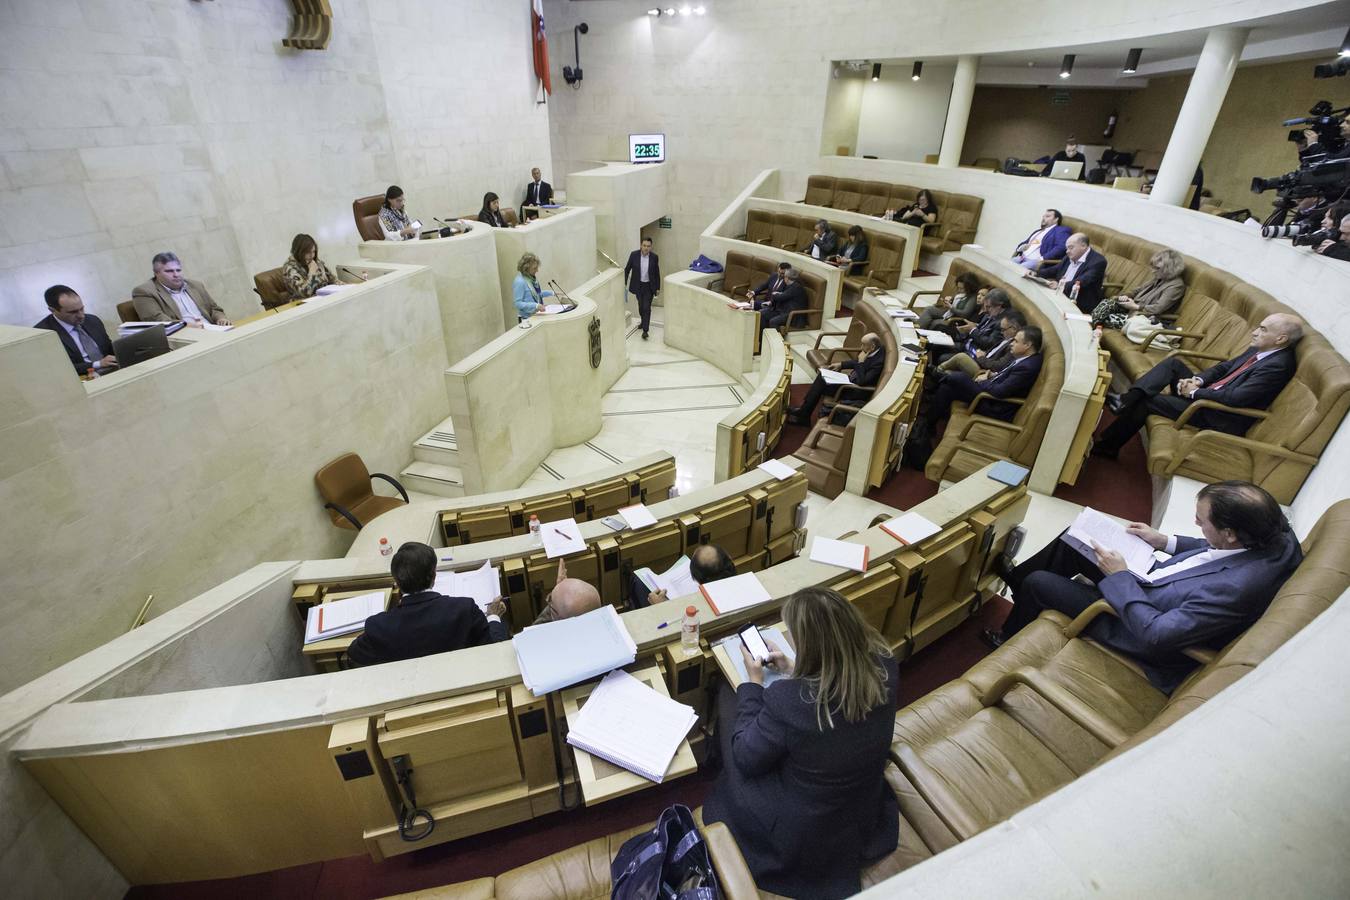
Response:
1026,232,1107,313
1092,313,1303,459
984,481,1302,693
924,324,1043,434
1011,208,1071,271
623,236,661,339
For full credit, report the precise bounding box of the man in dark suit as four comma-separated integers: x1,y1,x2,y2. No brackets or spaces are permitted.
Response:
1026,232,1107,313
805,219,838,259
520,167,553,220
923,324,1043,437
758,266,806,333
984,481,1302,693
347,542,508,667
745,262,790,306
789,332,886,425
1092,313,1303,459
937,286,1011,354
35,284,118,377
623,236,661,340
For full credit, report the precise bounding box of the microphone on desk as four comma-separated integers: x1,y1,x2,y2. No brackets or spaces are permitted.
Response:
432,217,461,237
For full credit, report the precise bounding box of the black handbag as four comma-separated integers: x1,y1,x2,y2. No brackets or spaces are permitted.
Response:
611,804,721,900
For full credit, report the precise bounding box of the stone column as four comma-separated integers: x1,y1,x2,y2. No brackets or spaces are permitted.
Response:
1150,27,1248,206
937,55,979,168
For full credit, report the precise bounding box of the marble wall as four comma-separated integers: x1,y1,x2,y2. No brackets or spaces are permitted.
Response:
0,0,552,329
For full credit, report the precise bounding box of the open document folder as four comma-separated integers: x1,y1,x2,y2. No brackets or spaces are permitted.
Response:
1062,507,1158,579
634,555,701,598
513,605,637,696
432,560,500,611
565,670,697,783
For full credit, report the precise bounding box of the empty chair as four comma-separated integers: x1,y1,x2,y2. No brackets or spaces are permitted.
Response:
712,251,758,298
352,195,385,241
831,179,863,212
744,209,774,245
802,175,836,207
116,300,138,323
771,213,801,250
314,452,410,531
858,181,891,217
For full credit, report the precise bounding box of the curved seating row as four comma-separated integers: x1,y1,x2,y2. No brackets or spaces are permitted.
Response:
801,174,984,256
792,296,921,497
911,258,1109,487
709,248,829,335
741,210,907,302
437,453,677,545
295,467,810,649
875,499,1350,870
716,331,793,480
1065,217,1350,503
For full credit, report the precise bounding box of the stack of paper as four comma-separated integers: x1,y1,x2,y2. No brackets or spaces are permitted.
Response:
818,368,853,386
634,555,701,598
303,591,385,644
888,307,920,320
566,670,697,783
513,605,638,696
880,512,942,545
540,517,586,558
432,560,501,611
314,284,349,296
200,322,234,332
916,329,956,347
543,304,568,314
1062,508,1158,578
757,459,795,481
718,625,798,687
617,504,658,530
700,572,772,615
809,536,869,572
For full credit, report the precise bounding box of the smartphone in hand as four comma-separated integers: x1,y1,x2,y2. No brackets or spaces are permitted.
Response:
739,624,772,664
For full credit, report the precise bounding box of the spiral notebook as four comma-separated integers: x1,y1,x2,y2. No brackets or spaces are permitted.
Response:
565,670,697,783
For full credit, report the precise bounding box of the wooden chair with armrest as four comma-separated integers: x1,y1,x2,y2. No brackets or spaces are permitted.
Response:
116,300,139,323
314,452,410,531
253,267,292,310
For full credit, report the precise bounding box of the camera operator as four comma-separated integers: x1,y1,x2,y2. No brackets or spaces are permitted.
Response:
1303,117,1350,162
1315,213,1350,260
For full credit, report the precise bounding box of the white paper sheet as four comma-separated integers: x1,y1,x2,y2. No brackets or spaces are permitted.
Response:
543,304,567,314
540,517,586,558
888,308,919,319
635,556,701,599
1063,508,1157,578
512,605,638,696
565,670,697,783
700,572,772,615
314,284,349,296
757,459,795,481
809,536,870,572
880,512,942,545
303,591,385,644
200,322,234,332
618,504,658,530
916,328,956,347
817,368,853,386
432,560,501,611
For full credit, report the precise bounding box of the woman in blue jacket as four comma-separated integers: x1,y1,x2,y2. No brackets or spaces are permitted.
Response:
703,586,899,899
512,252,553,320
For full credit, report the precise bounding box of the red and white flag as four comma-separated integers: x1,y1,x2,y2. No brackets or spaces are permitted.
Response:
532,0,551,95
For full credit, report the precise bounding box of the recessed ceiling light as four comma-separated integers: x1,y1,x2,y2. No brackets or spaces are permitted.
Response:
1059,54,1075,79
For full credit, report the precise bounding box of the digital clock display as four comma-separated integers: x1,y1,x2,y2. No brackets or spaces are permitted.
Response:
628,133,666,164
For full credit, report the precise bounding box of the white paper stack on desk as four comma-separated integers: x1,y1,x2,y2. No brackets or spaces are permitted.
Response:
303,591,385,644
540,517,586,558
566,669,697,783
513,605,638,696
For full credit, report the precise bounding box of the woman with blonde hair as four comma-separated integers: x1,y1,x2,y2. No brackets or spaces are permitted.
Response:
1090,248,1186,330
512,252,554,321
702,587,899,899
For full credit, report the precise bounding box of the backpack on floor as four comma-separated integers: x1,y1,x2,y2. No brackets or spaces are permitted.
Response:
611,804,721,900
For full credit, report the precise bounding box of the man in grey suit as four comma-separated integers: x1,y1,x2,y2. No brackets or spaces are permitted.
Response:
984,481,1302,692
131,252,231,328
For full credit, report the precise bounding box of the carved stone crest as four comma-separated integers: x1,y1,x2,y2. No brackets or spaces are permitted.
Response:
588,316,602,369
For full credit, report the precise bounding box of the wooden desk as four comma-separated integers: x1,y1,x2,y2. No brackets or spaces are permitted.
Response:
710,622,796,689
560,663,698,805
301,587,394,671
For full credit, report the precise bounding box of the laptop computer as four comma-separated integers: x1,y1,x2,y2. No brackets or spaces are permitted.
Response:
1048,160,1084,180
113,324,171,369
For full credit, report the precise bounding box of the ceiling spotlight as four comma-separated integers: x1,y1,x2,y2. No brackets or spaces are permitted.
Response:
1059,54,1075,79
664,7,675,14
1340,27,1350,57
871,62,881,82
911,61,923,81
679,4,691,14
647,8,661,15
1122,48,1142,73
694,5,706,13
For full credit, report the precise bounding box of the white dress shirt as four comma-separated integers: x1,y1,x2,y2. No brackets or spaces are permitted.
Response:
1060,254,1086,285
1021,227,1049,261
1147,536,1246,581
169,287,205,322
639,253,650,283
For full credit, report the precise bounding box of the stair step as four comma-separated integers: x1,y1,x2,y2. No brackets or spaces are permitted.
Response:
413,417,460,466
399,461,465,499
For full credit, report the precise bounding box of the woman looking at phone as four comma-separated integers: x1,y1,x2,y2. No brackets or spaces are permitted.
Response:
702,587,899,899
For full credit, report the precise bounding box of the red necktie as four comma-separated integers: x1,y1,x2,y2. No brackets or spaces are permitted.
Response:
1207,354,1259,391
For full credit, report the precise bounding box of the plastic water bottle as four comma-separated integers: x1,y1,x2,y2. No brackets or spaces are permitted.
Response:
1070,280,1082,304
528,515,541,543
681,605,700,654
379,537,392,558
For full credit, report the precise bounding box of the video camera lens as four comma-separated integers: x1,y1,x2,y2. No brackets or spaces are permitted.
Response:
1260,223,1305,239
